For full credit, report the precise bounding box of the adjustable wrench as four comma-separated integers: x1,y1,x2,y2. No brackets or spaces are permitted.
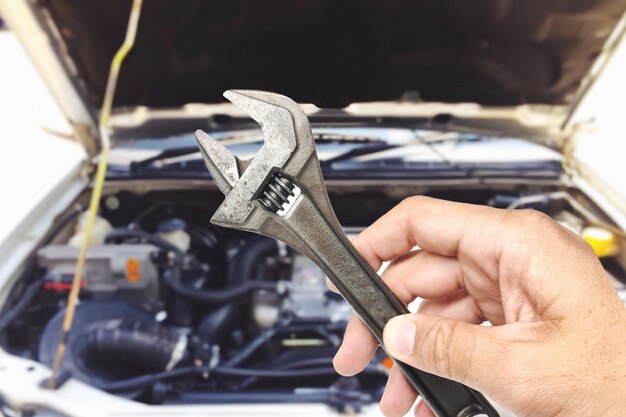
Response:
195,90,499,417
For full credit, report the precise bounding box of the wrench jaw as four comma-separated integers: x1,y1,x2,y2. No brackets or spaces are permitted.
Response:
195,130,240,195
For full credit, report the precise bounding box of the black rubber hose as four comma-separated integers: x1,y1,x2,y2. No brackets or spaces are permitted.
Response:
196,236,280,344
170,390,348,405
164,272,277,304
239,357,338,389
214,367,347,377
0,280,42,333
99,364,385,393
221,327,280,367
83,319,184,373
221,320,347,368
104,229,277,304
227,237,280,285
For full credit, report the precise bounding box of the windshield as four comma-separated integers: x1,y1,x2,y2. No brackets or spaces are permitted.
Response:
108,126,562,181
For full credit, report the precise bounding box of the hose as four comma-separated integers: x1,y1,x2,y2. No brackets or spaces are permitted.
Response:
83,318,186,373
221,327,281,368
0,280,42,333
104,229,278,304
198,237,280,343
220,320,347,368
506,191,626,238
99,364,384,393
227,237,281,285
239,357,339,389
164,272,277,304
215,367,346,377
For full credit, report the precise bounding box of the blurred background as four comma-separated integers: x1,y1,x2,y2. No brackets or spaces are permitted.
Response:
1,4,626,416
1,6,625,244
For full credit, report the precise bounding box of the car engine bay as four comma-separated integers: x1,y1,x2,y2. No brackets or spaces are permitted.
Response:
1,184,625,411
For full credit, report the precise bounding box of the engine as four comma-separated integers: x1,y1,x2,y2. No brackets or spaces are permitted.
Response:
1,187,624,410
1,208,381,410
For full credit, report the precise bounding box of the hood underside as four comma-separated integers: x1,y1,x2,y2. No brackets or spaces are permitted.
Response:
39,0,626,109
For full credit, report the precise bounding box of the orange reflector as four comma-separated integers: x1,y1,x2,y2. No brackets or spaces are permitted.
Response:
126,258,140,282
382,357,394,369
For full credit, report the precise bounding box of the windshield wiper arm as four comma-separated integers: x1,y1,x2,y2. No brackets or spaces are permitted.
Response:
320,143,399,166
322,132,486,167
129,146,200,172
129,131,390,172
128,129,483,173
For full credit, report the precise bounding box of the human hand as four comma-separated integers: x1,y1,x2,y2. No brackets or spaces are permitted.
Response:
332,197,626,417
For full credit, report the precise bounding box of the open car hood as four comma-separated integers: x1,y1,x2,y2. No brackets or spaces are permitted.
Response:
1,0,626,152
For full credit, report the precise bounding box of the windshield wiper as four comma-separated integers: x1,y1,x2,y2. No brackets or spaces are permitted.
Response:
129,146,200,172
320,143,399,166
127,129,486,173
321,132,484,167
128,132,389,172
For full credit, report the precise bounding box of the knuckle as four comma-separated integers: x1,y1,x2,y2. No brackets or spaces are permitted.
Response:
398,195,429,211
514,209,555,230
508,209,562,247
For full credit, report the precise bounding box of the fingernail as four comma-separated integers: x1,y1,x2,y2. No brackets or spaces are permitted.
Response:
384,316,416,356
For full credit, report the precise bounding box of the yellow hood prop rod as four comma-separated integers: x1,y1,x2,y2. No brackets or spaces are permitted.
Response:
49,0,144,388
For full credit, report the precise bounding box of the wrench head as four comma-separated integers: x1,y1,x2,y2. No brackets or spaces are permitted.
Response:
195,90,315,228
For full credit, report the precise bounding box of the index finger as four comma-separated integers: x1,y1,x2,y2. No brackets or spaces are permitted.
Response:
353,196,509,271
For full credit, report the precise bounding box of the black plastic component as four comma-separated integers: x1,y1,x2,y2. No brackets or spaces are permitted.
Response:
258,174,295,213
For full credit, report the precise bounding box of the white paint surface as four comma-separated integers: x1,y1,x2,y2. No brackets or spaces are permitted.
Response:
0,30,86,244
571,22,626,206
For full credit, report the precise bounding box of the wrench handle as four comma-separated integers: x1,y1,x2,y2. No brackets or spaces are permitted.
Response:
282,194,499,417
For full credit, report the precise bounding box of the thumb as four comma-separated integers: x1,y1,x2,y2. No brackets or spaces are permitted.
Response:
383,314,510,390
